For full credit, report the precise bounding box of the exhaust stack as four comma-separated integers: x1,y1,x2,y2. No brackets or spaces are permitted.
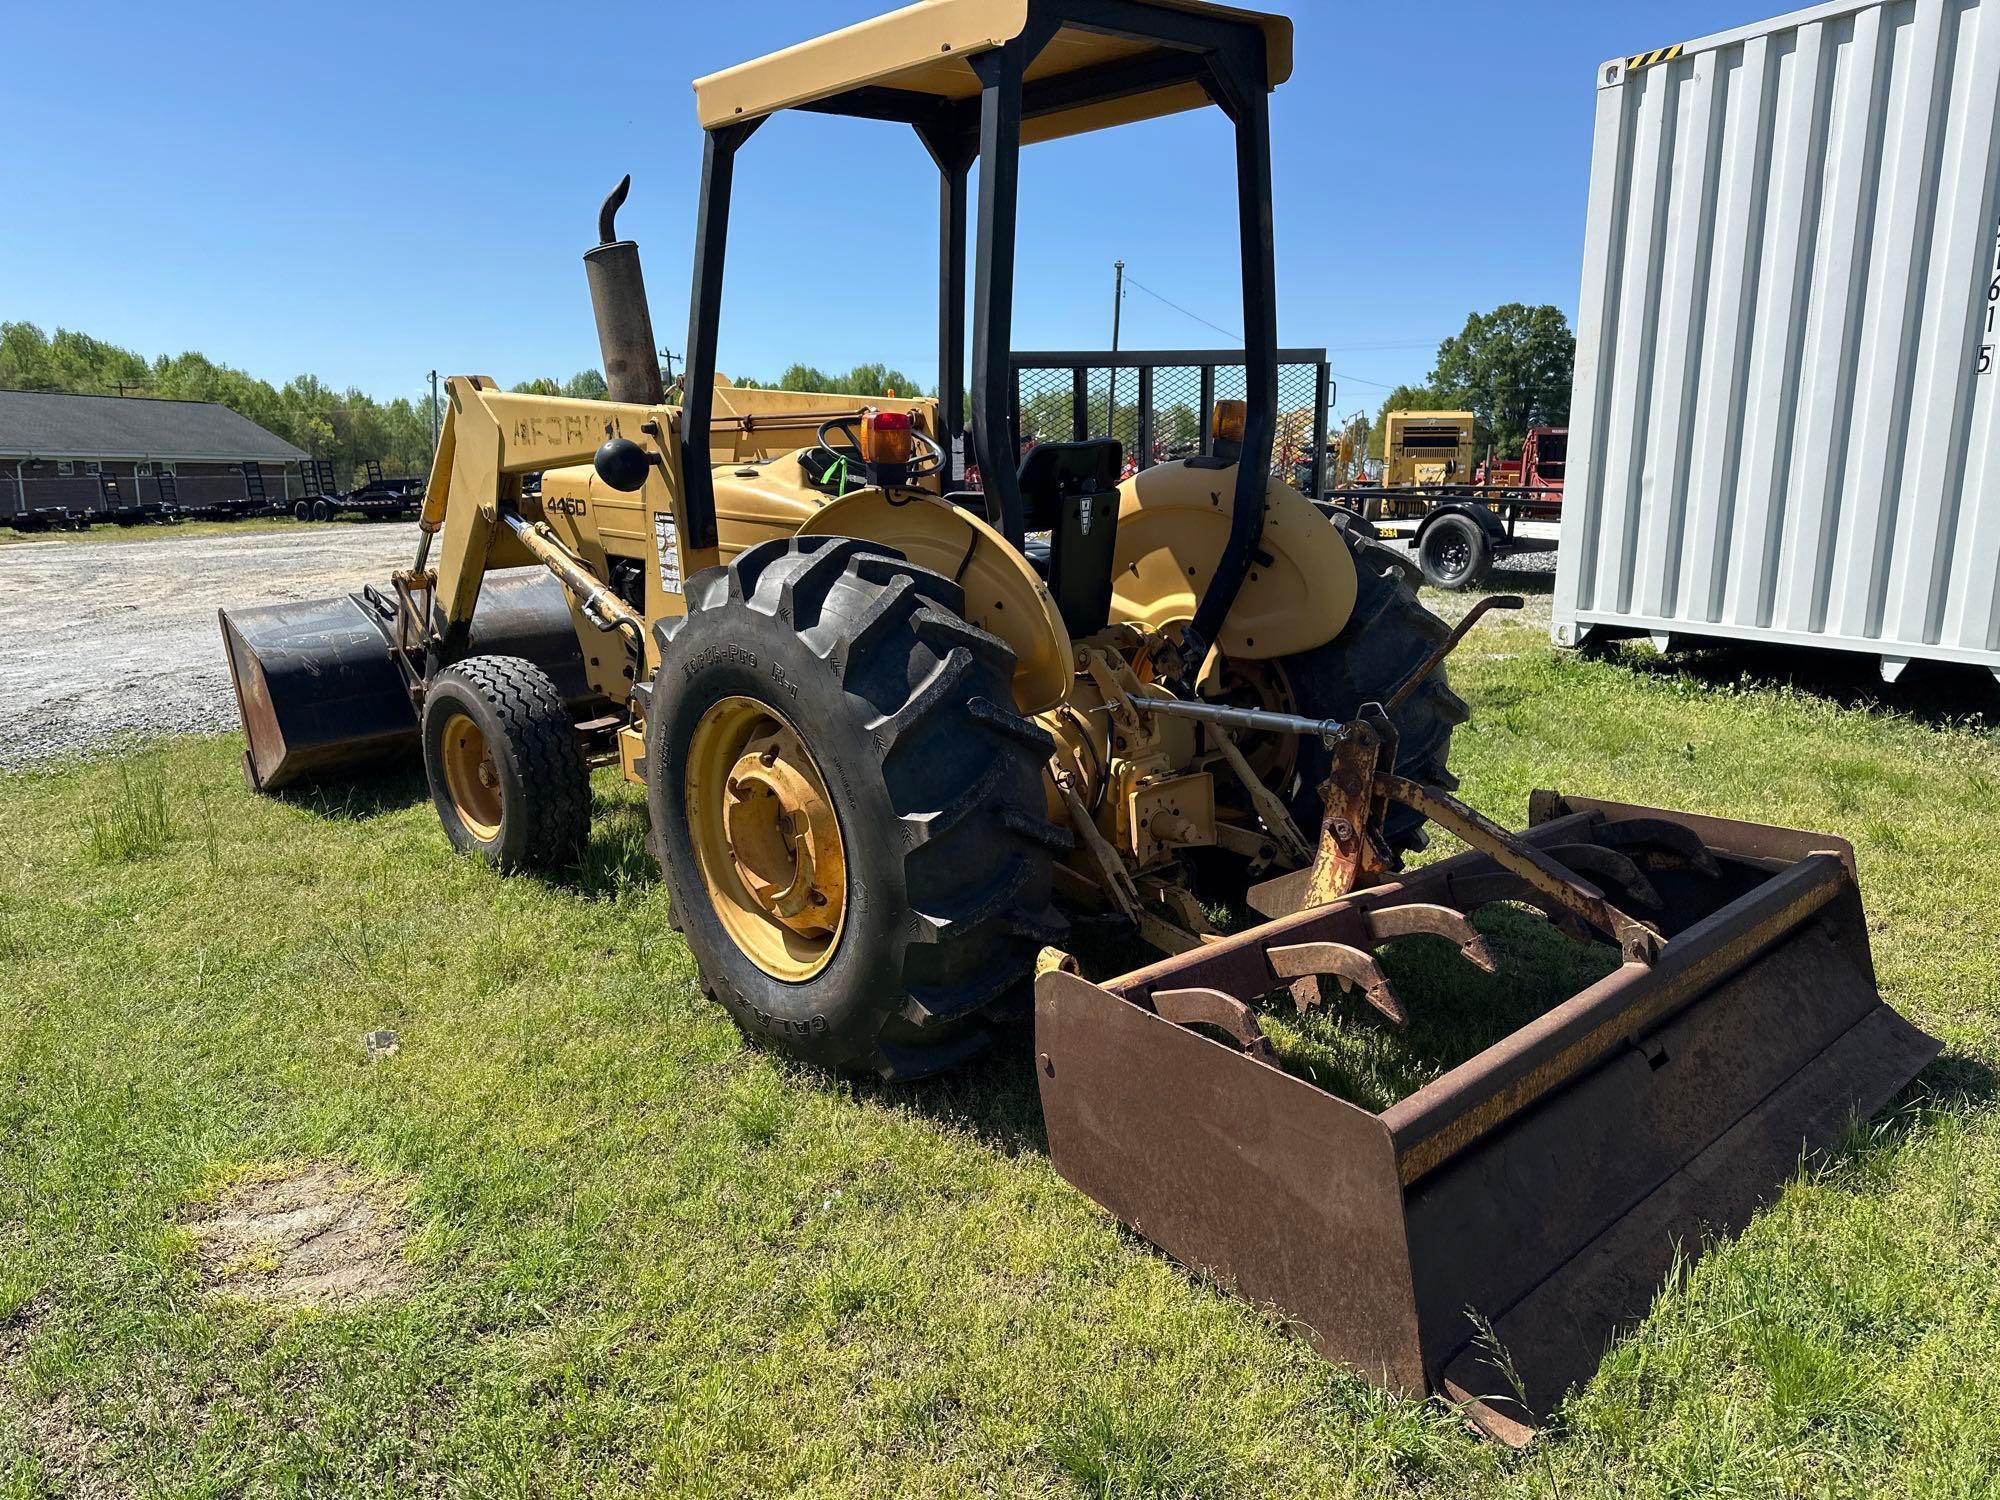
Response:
583,175,664,405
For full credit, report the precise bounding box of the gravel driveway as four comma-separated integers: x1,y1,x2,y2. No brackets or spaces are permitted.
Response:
0,524,421,769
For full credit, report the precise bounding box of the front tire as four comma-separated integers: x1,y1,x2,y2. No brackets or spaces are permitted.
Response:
422,655,590,871
650,536,1066,1081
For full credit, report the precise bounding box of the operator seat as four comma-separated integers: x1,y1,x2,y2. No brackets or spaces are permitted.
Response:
1015,438,1123,637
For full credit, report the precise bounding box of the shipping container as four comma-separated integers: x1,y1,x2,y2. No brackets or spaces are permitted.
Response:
1553,0,2000,684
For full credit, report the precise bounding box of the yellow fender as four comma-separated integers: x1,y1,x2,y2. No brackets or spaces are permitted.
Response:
797,491,1074,715
1110,461,1356,658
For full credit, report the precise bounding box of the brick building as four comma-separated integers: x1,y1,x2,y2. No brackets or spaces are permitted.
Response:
0,389,307,524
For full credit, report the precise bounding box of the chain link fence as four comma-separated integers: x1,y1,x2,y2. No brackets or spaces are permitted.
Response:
1008,349,1332,490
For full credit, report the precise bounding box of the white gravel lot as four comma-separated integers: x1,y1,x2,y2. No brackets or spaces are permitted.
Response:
0,523,421,769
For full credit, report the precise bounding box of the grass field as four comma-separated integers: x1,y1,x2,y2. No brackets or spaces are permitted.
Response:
0,516,414,547
3,594,1999,1497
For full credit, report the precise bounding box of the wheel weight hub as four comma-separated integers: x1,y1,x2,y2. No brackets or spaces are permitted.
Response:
722,732,843,938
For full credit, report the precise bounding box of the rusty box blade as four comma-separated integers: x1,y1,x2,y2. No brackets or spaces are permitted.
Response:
220,570,598,793
1035,796,1939,1441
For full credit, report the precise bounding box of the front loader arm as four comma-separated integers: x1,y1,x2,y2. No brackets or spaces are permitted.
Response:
416,376,714,655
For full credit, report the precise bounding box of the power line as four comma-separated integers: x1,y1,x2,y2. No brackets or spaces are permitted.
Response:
1092,269,1572,405
1122,274,1244,344
1323,340,1449,352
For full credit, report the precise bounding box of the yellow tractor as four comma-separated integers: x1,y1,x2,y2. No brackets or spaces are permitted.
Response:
221,0,1935,1439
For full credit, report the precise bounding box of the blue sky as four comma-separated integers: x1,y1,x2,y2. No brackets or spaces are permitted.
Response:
6,1,1773,414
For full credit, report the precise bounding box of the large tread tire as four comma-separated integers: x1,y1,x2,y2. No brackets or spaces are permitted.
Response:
650,536,1067,1082
422,654,591,871
1274,531,1467,854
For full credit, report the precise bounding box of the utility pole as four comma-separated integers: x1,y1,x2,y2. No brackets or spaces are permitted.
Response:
428,370,440,452
1109,260,1125,446
660,347,680,391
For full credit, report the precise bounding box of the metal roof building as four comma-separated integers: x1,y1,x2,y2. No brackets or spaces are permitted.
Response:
0,389,306,464
0,389,306,525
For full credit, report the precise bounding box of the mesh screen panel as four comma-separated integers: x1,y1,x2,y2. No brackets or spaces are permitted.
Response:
1007,353,1328,487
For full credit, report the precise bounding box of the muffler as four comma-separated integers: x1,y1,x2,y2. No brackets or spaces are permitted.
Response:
220,571,600,792
1035,794,1937,1441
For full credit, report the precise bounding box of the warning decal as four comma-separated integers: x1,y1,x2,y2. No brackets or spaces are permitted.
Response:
654,510,682,595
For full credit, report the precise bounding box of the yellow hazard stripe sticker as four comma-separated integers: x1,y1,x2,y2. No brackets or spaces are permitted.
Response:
1626,43,1685,70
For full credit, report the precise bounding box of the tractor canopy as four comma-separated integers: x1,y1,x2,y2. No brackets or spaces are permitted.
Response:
692,0,1293,143
679,0,1293,662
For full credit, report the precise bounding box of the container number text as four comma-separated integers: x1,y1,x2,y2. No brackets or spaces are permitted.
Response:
1982,219,2000,376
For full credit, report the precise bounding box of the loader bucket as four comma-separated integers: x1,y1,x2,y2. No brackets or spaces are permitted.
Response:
1035,795,1938,1441
220,571,600,793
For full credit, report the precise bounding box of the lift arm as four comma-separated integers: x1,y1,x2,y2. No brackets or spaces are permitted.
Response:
414,376,716,655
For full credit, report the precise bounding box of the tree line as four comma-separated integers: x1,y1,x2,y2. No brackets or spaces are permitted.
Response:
1368,303,1575,462
1,326,932,484
5,308,1575,485
0,323,443,486
509,362,929,403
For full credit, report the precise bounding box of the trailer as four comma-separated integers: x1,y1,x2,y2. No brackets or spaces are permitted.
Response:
293,459,424,522
1554,0,2000,685
171,461,281,522
1320,491,1558,589
1314,417,1568,589
97,471,176,528
3,505,93,534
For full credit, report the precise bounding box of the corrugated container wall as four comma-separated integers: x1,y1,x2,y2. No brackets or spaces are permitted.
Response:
1553,0,2000,683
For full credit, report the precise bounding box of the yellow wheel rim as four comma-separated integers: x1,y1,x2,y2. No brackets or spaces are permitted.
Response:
1211,656,1302,790
684,696,848,983
440,712,503,840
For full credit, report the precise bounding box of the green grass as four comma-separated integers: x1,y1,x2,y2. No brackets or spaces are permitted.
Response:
0,516,414,547
3,602,1999,1496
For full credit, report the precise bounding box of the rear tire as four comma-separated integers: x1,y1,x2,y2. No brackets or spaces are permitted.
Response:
1269,530,1467,854
292,500,311,522
650,535,1066,1081
1417,512,1492,590
311,499,334,523
422,655,590,871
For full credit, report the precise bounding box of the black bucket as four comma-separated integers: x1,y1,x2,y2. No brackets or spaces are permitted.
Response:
221,570,600,792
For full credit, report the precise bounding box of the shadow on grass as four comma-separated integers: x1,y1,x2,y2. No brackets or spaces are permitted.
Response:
273,759,661,898
1266,904,1617,1114
882,1032,1052,1160
845,902,1620,1164
1482,558,1557,597
1851,1050,2000,1161
1608,638,1999,732
530,798,661,901
273,763,428,822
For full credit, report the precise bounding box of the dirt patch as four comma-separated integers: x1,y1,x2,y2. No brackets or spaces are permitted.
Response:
187,1162,412,1307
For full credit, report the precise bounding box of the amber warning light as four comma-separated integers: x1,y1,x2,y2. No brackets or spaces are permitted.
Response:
861,408,915,467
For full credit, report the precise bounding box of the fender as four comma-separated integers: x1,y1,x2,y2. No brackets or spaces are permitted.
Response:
797,489,1074,715
1415,499,1507,546
1111,461,1357,659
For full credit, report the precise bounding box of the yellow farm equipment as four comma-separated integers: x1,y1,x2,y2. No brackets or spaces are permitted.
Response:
219,0,1935,1438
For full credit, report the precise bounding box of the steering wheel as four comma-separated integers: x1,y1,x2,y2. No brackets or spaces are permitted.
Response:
814,414,948,482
